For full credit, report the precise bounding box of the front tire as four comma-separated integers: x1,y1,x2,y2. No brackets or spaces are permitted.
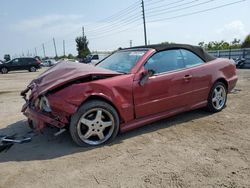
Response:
207,82,227,112
1,67,8,74
70,100,120,146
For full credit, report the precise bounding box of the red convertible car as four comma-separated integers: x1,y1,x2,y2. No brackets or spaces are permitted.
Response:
21,44,237,146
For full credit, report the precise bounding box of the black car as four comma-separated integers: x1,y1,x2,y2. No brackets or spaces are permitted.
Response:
0,57,41,74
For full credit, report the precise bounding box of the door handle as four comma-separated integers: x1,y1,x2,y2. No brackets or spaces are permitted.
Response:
183,75,192,81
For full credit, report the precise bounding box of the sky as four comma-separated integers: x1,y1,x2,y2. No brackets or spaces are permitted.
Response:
0,0,249,58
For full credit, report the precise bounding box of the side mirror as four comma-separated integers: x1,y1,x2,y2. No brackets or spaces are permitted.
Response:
139,69,154,86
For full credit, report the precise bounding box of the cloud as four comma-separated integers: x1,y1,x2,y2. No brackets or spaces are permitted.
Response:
11,14,86,39
14,14,83,30
216,20,247,40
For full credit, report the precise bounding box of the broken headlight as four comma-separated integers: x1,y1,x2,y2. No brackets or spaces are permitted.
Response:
39,96,52,112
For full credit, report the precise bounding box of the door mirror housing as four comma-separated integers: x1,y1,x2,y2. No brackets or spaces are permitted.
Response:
139,69,154,86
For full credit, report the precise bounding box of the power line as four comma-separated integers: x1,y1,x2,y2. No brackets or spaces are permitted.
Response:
147,0,199,14
147,0,246,23
92,0,141,24
144,0,168,6
145,0,185,11
68,1,141,35
89,25,142,40
20,1,142,56
20,0,246,57
86,11,141,35
147,0,215,17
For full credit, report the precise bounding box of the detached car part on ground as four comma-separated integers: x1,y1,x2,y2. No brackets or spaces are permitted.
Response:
21,44,238,146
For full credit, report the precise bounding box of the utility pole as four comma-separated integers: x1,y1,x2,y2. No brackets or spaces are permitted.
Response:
53,38,58,58
82,26,86,50
35,48,37,56
130,40,133,47
42,43,46,58
63,40,65,57
141,0,147,46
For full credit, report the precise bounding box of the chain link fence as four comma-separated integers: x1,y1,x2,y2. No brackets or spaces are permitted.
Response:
208,48,250,68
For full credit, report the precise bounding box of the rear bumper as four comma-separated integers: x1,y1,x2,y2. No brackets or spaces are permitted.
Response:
22,103,67,131
228,75,238,92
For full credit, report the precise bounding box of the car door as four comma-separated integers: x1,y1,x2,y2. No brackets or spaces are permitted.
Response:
180,49,211,105
8,58,22,71
20,58,30,70
133,49,194,119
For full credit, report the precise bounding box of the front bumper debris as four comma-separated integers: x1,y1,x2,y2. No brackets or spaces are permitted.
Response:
0,134,32,153
22,104,67,131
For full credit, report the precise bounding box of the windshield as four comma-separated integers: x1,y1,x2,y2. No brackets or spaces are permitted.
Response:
97,50,147,73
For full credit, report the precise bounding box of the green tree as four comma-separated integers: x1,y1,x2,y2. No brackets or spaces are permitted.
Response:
242,34,250,48
198,41,205,48
231,38,241,49
68,54,74,59
4,54,11,61
75,28,90,58
198,40,241,50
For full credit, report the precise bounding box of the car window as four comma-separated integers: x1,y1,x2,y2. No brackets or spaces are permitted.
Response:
180,49,204,68
97,50,147,73
144,49,185,74
12,59,21,65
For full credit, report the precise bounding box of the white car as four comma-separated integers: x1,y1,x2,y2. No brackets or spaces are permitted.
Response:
42,59,57,67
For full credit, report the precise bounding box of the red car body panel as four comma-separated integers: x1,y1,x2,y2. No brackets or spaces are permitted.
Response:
21,49,237,133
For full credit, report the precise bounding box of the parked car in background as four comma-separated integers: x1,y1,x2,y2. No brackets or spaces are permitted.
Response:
0,57,41,74
67,59,79,63
234,57,246,68
21,44,237,146
57,58,79,63
42,59,57,67
84,54,107,65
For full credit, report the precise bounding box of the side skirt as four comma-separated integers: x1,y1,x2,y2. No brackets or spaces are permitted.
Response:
120,101,207,133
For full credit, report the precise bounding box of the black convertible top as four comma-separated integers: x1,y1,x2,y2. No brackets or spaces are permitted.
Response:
125,43,216,62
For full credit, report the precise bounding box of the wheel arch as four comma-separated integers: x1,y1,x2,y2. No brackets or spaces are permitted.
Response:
83,95,124,124
214,78,228,91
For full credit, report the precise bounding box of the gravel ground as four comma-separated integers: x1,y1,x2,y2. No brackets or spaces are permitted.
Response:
0,68,249,188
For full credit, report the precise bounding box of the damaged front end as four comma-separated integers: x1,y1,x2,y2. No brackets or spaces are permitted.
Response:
21,85,71,131
20,61,122,132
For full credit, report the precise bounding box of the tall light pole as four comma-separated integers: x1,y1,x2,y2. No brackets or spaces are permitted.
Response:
141,0,147,46
53,38,58,58
63,40,65,57
35,48,38,56
42,43,46,58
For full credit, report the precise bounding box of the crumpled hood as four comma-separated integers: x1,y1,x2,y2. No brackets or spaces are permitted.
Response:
23,61,121,98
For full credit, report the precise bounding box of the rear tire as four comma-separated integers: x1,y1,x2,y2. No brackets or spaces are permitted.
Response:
1,67,8,74
29,66,36,72
70,100,119,147
207,82,227,113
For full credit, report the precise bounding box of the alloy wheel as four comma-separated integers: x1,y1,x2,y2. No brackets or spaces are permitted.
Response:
212,85,226,110
77,108,115,145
